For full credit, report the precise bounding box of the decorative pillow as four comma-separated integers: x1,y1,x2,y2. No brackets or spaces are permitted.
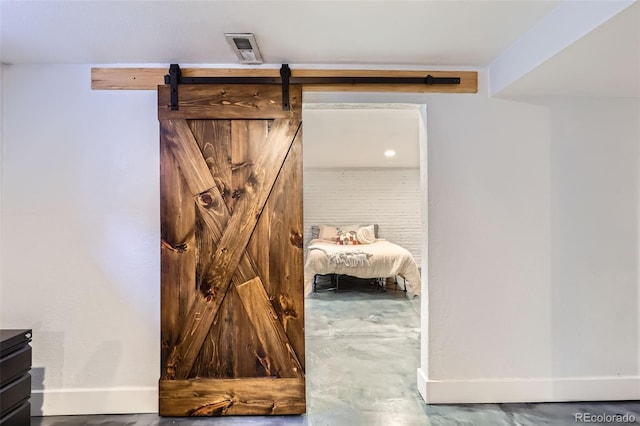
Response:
311,225,320,240
337,224,360,233
318,225,339,241
356,225,376,244
337,230,359,245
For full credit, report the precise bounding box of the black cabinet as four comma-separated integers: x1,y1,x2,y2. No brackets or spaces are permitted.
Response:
0,330,32,426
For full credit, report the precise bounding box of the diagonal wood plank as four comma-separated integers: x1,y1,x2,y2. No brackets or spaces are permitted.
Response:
164,118,302,378
160,120,216,195
162,119,251,293
235,277,303,378
256,128,305,367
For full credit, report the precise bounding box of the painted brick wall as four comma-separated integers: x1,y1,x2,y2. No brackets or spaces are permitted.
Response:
303,168,422,263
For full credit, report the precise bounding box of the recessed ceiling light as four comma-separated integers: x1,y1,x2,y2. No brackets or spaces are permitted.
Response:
384,149,396,158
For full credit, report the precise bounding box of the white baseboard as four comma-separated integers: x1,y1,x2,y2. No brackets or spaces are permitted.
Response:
417,372,640,404
31,387,158,416
417,368,428,402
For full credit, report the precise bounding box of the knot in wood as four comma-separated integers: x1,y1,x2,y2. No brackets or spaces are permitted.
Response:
166,365,176,379
204,286,217,301
283,309,297,319
289,231,303,248
200,193,215,207
247,173,258,188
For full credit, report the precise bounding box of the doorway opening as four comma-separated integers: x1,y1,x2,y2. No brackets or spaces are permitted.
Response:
301,101,429,413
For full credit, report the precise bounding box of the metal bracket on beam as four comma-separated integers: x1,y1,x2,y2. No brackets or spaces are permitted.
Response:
163,64,462,111
280,64,292,111
164,64,182,111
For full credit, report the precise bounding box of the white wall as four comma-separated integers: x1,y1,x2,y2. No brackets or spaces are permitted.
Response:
303,168,421,263
1,64,160,414
1,64,638,415
306,77,640,403
548,98,639,380
423,92,554,398
422,94,639,402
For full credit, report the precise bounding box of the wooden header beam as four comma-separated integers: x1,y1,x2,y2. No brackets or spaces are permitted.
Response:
91,67,478,93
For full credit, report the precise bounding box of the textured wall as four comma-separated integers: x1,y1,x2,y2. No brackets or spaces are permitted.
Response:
2,64,638,415
303,168,422,264
1,64,160,414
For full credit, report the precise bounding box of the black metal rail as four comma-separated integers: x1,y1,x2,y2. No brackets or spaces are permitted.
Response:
165,64,462,111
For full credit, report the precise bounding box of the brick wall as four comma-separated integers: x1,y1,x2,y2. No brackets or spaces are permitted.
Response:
303,168,422,263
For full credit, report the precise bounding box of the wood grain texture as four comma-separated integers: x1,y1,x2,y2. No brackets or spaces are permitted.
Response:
158,85,301,120
160,130,196,378
160,84,305,416
247,127,305,367
160,120,216,195
93,66,477,93
159,378,305,416
191,285,267,379
235,277,303,378
162,119,272,379
190,120,233,206
267,129,305,366
230,120,270,213
165,117,302,379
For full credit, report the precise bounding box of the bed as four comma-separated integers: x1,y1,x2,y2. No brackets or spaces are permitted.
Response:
304,224,421,297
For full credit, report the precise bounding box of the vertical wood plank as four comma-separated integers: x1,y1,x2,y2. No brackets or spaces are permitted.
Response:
230,121,249,213
190,120,233,209
265,129,305,367
229,286,266,377
246,120,273,290
160,136,196,378
192,282,268,379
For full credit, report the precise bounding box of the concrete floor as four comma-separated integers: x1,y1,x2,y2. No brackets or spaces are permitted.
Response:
33,278,640,425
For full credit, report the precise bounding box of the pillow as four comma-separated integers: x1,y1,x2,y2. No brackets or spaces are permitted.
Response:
356,225,376,244
337,230,359,245
337,224,360,233
311,225,320,240
318,225,339,241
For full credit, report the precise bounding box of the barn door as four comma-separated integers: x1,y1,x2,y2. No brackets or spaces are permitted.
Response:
158,84,305,416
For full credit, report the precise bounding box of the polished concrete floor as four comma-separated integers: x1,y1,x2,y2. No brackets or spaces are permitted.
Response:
33,278,640,425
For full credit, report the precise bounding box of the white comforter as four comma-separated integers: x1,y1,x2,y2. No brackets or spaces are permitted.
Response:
304,239,421,297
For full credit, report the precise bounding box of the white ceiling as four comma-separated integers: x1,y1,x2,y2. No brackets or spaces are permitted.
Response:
0,1,558,66
1,0,637,98
303,105,420,169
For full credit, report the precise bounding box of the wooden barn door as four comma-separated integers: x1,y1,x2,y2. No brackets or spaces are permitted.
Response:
158,84,305,416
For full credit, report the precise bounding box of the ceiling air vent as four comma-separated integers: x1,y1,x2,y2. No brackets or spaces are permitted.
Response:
225,33,263,64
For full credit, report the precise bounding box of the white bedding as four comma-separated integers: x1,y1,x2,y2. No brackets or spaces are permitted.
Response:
304,239,421,297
